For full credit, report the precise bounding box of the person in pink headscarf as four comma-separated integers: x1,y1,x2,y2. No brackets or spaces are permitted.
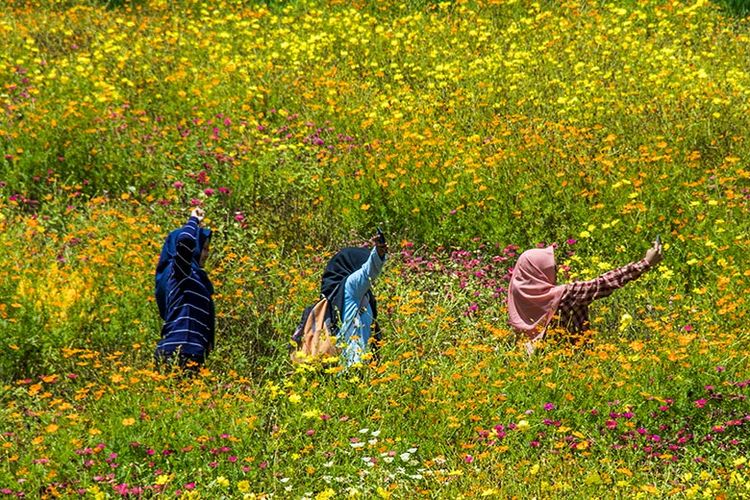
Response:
507,240,663,353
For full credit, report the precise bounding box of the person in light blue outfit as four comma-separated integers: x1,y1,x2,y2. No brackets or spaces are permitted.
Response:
320,235,388,367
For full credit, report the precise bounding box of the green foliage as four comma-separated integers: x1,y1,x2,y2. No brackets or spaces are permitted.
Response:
0,0,749,497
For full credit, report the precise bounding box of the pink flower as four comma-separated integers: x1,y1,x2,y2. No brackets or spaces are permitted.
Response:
464,454,474,463
113,484,129,496
544,403,555,411
173,181,184,189
606,420,617,430
203,188,215,196
694,399,707,408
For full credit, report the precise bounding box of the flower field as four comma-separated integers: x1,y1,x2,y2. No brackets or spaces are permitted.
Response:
1,0,749,497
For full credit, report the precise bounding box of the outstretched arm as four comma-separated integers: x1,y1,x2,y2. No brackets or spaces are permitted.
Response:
344,247,386,309
561,240,662,308
172,208,204,281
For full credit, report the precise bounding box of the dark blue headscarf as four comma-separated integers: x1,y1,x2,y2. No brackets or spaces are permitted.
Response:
155,226,211,320
320,247,378,327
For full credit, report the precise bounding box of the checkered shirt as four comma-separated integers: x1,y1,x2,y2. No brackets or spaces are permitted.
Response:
551,260,650,333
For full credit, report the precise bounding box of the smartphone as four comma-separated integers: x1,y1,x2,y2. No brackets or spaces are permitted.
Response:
377,227,386,245
655,234,661,247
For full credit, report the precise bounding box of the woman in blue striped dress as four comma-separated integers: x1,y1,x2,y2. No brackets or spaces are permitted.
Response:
154,208,214,372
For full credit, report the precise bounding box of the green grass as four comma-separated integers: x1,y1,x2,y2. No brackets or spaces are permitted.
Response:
0,0,749,497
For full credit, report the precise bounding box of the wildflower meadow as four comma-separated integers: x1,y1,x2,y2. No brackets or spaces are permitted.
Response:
1,0,749,497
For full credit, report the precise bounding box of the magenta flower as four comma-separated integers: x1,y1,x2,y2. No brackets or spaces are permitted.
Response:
694,399,707,408
464,454,474,463
544,403,555,411
113,484,129,496
203,188,215,196
173,181,184,189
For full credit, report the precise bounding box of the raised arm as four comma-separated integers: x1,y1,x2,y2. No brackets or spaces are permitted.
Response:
561,240,662,308
344,247,386,307
172,209,204,280
561,260,650,308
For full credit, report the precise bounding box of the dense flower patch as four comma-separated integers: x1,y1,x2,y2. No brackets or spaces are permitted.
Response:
1,0,749,497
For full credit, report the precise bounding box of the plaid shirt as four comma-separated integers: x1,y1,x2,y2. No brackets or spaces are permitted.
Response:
551,260,650,333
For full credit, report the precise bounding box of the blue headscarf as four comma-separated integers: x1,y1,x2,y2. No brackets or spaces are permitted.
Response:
320,247,378,327
155,226,211,320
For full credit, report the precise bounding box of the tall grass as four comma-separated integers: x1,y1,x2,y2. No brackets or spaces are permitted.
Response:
0,0,748,497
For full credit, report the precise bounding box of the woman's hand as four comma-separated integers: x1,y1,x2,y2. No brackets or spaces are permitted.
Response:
190,208,205,223
644,239,663,266
370,234,388,258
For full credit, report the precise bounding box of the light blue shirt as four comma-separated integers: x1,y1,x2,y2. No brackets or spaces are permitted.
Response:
339,248,386,366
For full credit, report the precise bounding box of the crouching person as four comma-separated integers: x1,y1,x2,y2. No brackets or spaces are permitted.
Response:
154,208,215,373
321,233,388,367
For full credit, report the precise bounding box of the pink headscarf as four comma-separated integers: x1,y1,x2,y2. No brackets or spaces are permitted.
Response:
507,247,566,339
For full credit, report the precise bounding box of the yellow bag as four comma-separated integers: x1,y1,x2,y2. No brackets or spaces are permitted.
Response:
290,298,340,364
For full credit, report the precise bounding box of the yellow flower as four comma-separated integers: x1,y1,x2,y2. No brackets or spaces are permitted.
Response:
316,488,336,500
155,474,171,486
376,486,392,499
122,418,136,426
618,313,633,332
237,480,250,493
517,419,529,431
216,476,229,488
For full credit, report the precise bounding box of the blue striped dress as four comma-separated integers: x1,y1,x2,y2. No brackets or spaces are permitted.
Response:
155,216,215,360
